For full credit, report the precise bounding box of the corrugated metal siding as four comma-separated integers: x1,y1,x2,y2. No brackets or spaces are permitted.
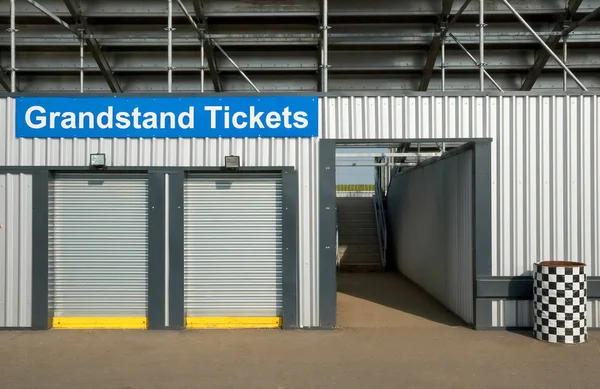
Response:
492,300,600,329
322,95,600,279
184,173,283,317
385,150,474,324
0,173,32,328
0,97,319,328
49,173,149,317
2,95,599,328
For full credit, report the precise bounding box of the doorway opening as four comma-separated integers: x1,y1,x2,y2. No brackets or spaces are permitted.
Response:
334,140,474,329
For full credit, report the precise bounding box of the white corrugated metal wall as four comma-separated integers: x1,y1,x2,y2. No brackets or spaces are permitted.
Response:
0,97,319,328
385,150,474,324
321,95,600,327
1,95,599,328
0,173,32,328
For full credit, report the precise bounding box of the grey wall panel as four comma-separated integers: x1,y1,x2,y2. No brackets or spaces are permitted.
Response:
492,300,600,329
0,173,33,328
323,95,600,282
386,149,474,324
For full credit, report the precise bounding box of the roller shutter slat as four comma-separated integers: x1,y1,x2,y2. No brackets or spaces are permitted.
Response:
48,173,149,318
184,173,283,318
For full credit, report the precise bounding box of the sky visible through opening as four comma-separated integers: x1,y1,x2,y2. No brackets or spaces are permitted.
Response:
336,147,386,185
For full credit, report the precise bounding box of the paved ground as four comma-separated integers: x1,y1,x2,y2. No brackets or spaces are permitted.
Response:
2,273,600,389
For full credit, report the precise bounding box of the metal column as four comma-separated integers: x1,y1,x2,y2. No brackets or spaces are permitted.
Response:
479,0,484,91
441,34,446,91
563,30,568,91
201,38,205,93
80,30,84,93
10,0,16,93
167,0,173,93
321,0,329,92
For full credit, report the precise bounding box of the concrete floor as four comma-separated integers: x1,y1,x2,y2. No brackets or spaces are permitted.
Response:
337,272,465,328
2,273,600,389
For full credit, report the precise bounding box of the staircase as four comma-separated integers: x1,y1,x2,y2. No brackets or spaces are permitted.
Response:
336,197,383,272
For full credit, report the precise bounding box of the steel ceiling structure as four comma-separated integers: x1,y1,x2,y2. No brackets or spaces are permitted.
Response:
1,0,600,93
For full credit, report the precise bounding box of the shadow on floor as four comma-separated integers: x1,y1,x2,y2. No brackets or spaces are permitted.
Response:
336,272,466,328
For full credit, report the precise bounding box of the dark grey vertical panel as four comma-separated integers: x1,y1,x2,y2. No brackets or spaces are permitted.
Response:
473,141,493,329
31,171,49,330
282,168,299,329
473,141,493,277
147,171,165,330
319,139,337,329
168,171,185,329
475,299,493,329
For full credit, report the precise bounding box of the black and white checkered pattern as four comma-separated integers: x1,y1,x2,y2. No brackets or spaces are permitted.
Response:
533,262,588,344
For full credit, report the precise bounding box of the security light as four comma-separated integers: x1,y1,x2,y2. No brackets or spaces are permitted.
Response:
90,153,107,170
224,155,240,170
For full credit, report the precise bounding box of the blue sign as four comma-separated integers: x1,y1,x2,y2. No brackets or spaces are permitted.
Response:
15,96,319,138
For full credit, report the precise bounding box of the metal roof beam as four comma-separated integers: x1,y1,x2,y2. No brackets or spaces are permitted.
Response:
519,0,583,91
0,66,12,92
419,0,472,91
62,0,122,93
191,0,223,92
567,6,600,33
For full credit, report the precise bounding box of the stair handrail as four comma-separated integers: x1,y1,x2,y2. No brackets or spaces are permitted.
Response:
373,168,387,268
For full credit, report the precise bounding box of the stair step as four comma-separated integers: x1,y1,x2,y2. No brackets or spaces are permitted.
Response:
339,255,381,265
338,227,379,237
338,244,380,255
337,213,376,222
336,197,373,204
338,236,380,245
337,205,374,212
339,263,384,273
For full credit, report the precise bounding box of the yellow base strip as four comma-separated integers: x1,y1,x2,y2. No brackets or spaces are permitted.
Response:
186,317,282,329
52,317,147,330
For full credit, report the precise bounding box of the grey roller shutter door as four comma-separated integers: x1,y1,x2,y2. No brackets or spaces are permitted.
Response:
49,173,149,318
184,173,283,318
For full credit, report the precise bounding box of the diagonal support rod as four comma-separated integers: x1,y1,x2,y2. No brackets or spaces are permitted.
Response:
180,0,258,92
448,33,504,92
62,0,122,93
419,0,472,91
191,0,223,92
519,0,583,91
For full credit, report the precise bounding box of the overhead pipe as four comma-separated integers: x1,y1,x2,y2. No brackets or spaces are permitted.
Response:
500,0,587,91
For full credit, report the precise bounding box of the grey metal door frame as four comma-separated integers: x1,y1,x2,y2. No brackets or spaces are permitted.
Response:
5,166,299,331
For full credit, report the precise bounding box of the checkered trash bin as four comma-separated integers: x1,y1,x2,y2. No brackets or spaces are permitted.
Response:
533,261,587,344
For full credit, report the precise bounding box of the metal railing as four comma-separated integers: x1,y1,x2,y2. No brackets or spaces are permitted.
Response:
373,168,387,268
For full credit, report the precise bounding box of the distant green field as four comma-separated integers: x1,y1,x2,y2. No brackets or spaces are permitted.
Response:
336,184,375,192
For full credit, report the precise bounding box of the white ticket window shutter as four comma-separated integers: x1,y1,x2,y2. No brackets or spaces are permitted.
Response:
184,173,283,317
49,173,149,317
